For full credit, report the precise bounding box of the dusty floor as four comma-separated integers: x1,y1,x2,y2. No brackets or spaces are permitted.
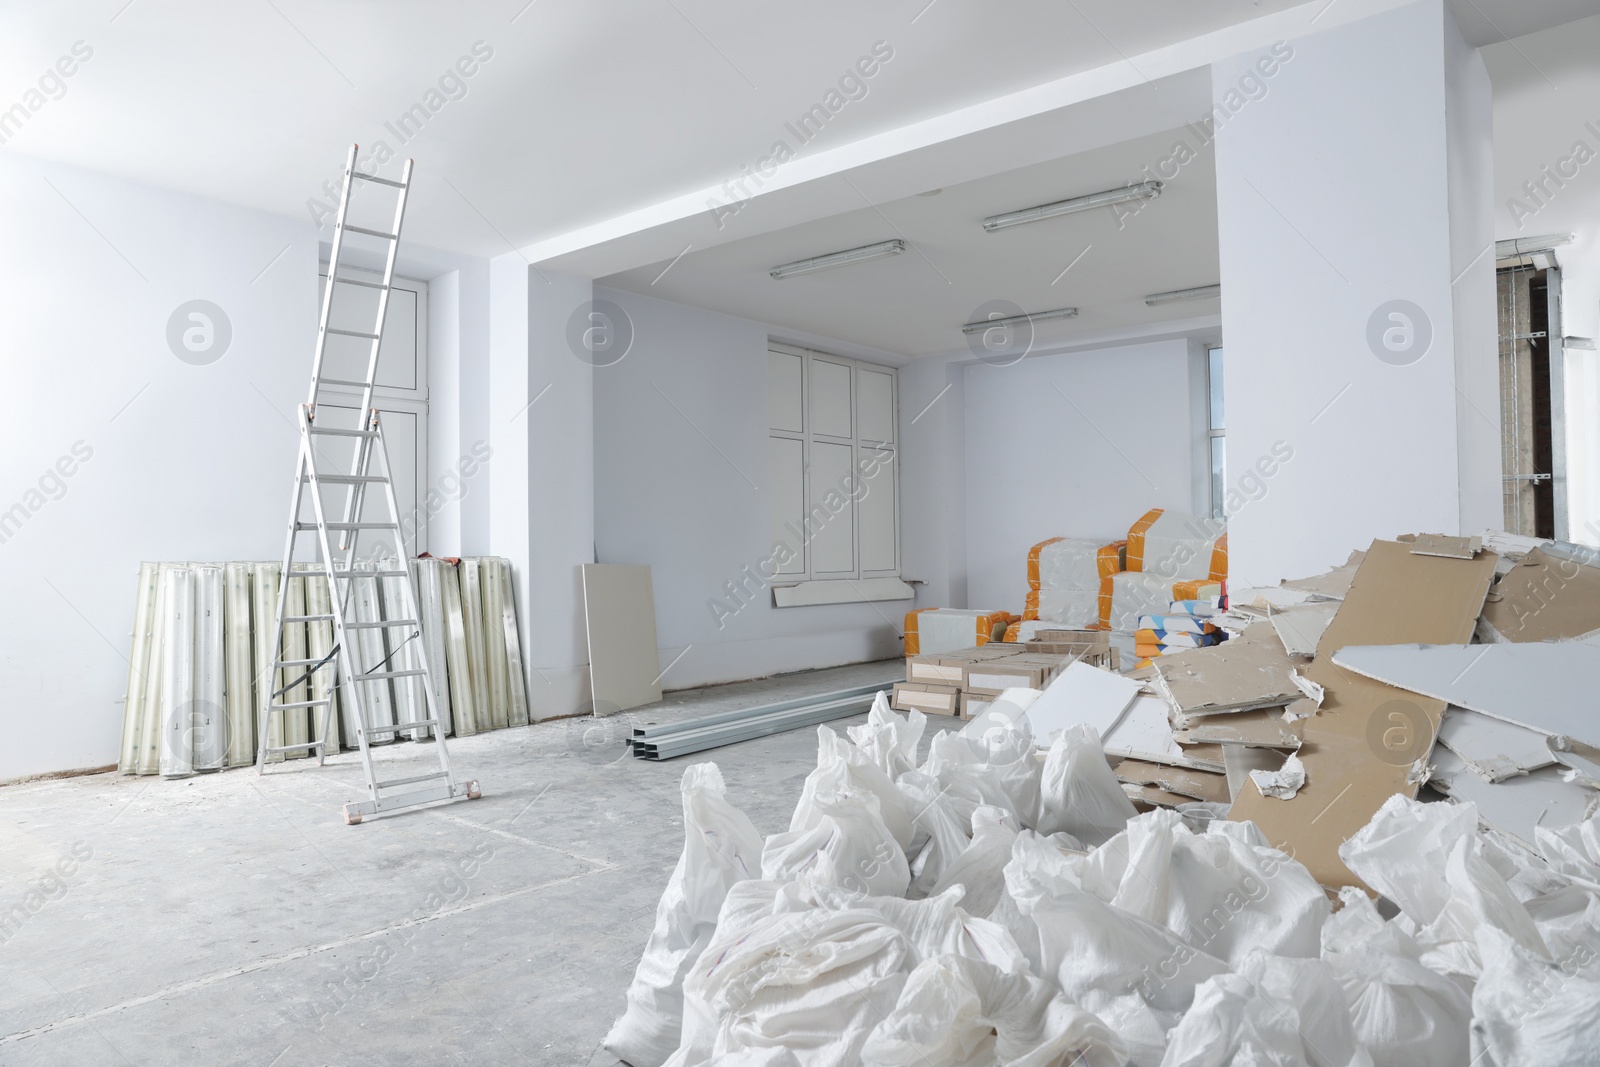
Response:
0,659,926,1066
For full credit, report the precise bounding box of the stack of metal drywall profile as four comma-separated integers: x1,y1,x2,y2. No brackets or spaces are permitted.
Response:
118,556,529,777
629,683,886,760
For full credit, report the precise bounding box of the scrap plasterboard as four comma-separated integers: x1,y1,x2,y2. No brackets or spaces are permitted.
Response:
1114,759,1230,804
1150,621,1302,727
1223,744,1286,802
1174,708,1303,749
1405,533,1483,559
1102,694,1225,772
1123,782,1198,808
1437,706,1559,782
1270,603,1339,657
1553,744,1600,788
1479,546,1600,642
1023,661,1142,742
1330,642,1600,747
1430,745,1600,850
1278,549,1365,600
1230,539,1499,889
581,564,664,715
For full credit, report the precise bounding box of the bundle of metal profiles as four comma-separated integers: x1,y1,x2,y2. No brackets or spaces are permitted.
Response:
630,682,889,760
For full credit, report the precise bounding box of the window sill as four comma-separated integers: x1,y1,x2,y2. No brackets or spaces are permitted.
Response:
771,577,915,608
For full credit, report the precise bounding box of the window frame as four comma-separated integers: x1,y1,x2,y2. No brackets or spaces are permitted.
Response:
1206,345,1225,520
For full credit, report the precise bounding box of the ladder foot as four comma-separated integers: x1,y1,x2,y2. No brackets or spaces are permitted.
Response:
343,805,363,825
466,780,481,800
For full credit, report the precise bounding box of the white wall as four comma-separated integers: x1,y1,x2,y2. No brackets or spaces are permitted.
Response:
592,287,913,691
1214,0,1498,585
0,154,320,781
962,339,1209,611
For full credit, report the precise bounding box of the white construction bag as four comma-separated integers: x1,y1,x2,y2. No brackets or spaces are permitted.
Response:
897,770,973,898
791,726,915,852
1158,972,1309,1067
1469,925,1600,1066
1034,724,1138,847
846,691,925,779
762,788,911,897
604,763,764,1067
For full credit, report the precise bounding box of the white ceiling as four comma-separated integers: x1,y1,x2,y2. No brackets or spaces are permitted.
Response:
600,126,1221,357
5,0,1589,263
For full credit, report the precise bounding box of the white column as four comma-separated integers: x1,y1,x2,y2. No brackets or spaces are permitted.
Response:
489,256,595,718
1214,0,1497,585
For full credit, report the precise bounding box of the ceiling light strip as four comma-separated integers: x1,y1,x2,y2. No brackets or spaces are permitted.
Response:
769,239,907,279
960,306,1078,335
1144,283,1221,306
983,181,1162,232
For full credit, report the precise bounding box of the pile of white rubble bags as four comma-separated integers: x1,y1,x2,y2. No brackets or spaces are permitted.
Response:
602,692,1600,1067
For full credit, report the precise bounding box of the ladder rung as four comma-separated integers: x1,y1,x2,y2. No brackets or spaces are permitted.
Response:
306,474,388,484
363,719,439,735
315,377,372,388
265,740,327,754
276,658,338,667
352,173,406,189
343,225,398,240
373,772,450,790
345,619,418,630
297,522,396,531
334,276,391,291
307,426,378,438
282,614,335,622
270,698,332,710
296,568,409,579
323,328,381,340
354,668,427,681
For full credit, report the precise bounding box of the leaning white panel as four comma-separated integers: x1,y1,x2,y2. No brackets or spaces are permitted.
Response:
480,558,511,731
441,560,477,736
411,557,453,736
350,559,396,743
191,565,227,772
282,574,311,758
251,562,285,763
159,566,195,778
380,557,428,737
136,564,175,775
460,559,496,729
301,568,341,755
498,558,529,728
120,563,159,774
223,563,256,767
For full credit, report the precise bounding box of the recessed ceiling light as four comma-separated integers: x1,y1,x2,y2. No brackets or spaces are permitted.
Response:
769,239,907,279
1144,283,1221,306
983,181,1162,232
960,306,1079,334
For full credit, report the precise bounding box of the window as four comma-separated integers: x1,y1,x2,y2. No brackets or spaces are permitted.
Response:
767,344,899,582
316,266,430,554
1207,346,1225,519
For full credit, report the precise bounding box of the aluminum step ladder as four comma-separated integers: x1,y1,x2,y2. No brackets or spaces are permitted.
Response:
256,144,479,824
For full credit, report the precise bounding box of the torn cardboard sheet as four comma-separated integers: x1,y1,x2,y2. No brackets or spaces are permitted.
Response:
1023,662,1141,742
1248,753,1306,800
1404,533,1483,559
1114,759,1230,804
1436,706,1559,783
1229,539,1499,889
1429,745,1600,850
1102,693,1224,772
1151,621,1301,727
1479,545,1600,642
1174,708,1303,749
1330,642,1600,747
1269,603,1339,658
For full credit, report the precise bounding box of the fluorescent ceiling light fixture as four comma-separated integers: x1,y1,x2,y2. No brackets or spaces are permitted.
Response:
961,306,1078,334
1496,234,1574,258
983,181,1162,232
1145,283,1221,306
769,239,906,279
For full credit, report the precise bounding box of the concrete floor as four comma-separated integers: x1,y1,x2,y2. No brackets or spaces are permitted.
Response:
0,659,921,1066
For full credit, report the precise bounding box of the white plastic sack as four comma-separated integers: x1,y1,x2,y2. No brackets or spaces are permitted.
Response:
792,726,915,852
922,716,1037,832
929,805,1020,920
605,763,764,1067
762,788,910,897
861,954,1128,1067
846,691,926,779
1469,925,1600,1066
1324,938,1471,1067
1158,972,1309,1067
1037,537,1105,591
897,770,972,898
1034,724,1138,847
1239,951,1366,1067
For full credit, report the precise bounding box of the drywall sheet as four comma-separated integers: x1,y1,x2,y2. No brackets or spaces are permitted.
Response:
1174,708,1303,749
1024,662,1141,741
1430,746,1598,850
1101,694,1223,772
582,563,663,714
1331,642,1600,746
1123,783,1197,808
1406,533,1482,558
1270,603,1339,658
1230,539,1499,889
1436,706,1557,782
1278,550,1365,599
1151,621,1302,726
1114,759,1229,803
1479,546,1600,642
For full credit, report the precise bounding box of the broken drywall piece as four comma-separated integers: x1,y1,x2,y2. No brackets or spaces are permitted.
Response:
1479,545,1600,642
1150,621,1302,727
1436,706,1558,783
1122,782,1197,809
1331,642,1600,748
1174,708,1303,749
1248,753,1306,800
1290,672,1324,707
1270,602,1339,657
1222,743,1286,802
1404,533,1483,559
1278,549,1365,600
1406,757,1431,786
1024,661,1141,743
1101,693,1224,772
1113,759,1230,804
1550,743,1600,789
1429,746,1600,850
1230,539,1499,889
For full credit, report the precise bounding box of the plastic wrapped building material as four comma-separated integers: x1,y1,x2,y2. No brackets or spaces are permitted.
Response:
410,557,454,736
191,564,226,772
378,557,430,739
158,566,195,779
496,558,530,727
458,559,495,728
119,562,159,774
479,557,511,730
1127,508,1227,582
346,560,395,744
250,562,285,763
300,564,341,755
440,558,478,736
223,563,256,766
